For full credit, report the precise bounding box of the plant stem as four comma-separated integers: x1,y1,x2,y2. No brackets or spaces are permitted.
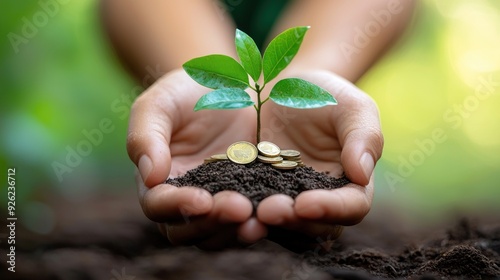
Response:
255,83,262,143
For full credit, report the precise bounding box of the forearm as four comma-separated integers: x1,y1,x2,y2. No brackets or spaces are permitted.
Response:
101,0,237,84
271,0,416,82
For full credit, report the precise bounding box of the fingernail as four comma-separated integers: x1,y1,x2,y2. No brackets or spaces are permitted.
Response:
359,152,374,182
138,155,153,182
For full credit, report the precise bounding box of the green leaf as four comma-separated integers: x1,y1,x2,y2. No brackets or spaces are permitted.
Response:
183,55,249,89
269,78,337,109
262,26,309,84
235,29,262,83
194,88,254,111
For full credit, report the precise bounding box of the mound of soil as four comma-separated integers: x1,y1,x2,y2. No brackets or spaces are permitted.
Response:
166,161,350,207
304,218,500,279
2,190,499,280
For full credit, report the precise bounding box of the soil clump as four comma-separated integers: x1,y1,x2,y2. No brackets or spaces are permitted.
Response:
167,161,350,207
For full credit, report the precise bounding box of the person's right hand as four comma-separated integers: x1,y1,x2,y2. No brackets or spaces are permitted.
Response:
127,69,267,250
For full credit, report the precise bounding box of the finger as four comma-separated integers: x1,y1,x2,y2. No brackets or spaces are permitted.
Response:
294,180,374,226
331,84,383,186
237,217,268,244
256,194,295,225
164,191,253,245
127,80,176,187
257,194,344,239
140,182,213,223
257,194,343,252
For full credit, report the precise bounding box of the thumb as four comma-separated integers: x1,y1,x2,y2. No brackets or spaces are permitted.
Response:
340,126,383,186
334,88,384,186
127,87,173,187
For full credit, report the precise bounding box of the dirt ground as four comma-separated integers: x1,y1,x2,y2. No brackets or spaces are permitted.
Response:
2,188,499,280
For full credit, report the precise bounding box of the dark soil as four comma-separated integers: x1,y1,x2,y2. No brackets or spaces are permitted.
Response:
166,161,351,207
3,190,500,280
305,218,500,279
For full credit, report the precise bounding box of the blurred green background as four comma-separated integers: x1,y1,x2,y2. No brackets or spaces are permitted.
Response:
0,0,499,235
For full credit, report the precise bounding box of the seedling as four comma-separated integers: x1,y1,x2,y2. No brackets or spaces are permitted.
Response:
183,26,337,143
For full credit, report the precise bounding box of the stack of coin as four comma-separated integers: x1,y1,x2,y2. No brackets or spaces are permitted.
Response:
204,141,305,170
280,149,304,167
256,141,283,166
256,141,288,169
256,141,303,170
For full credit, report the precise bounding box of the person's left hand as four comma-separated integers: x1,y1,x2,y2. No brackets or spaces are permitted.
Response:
256,69,384,252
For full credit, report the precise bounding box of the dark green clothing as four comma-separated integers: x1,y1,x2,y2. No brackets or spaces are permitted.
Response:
225,0,290,50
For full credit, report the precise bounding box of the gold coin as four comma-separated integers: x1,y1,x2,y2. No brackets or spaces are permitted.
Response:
292,159,305,166
227,141,258,164
257,141,281,157
211,154,228,160
257,155,283,164
203,157,217,164
284,156,302,162
272,160,298,170
280,149,301,159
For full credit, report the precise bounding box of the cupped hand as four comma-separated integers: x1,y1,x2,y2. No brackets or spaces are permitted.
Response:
257,69,384,251
127,69,266,249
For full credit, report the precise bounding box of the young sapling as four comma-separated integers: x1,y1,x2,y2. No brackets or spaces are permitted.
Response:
182,26,337,143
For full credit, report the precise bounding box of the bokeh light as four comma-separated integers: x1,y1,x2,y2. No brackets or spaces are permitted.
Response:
360,0,500,221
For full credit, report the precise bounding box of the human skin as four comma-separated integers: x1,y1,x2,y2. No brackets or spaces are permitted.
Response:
101,0,416,250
